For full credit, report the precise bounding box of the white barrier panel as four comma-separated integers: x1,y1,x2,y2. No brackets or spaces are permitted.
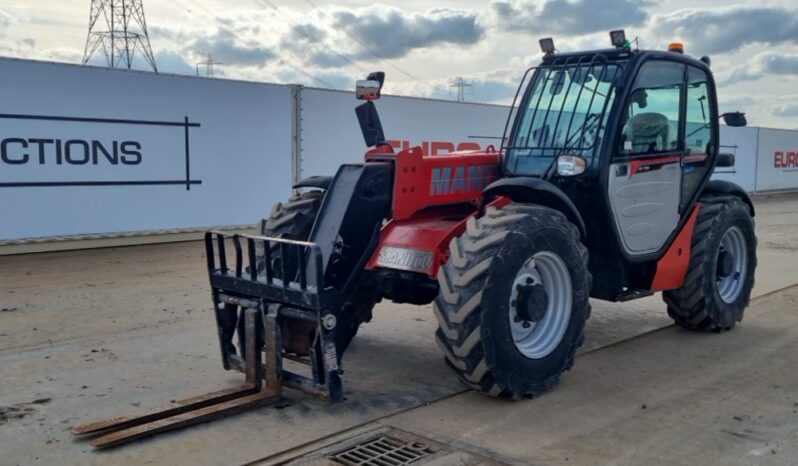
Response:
755,128,798,192
714,126,759,192
299,88,508,179
3,57,797,245
0,58,293,241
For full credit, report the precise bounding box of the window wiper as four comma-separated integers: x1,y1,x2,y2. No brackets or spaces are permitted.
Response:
543,113,601,181
560,112,600,154
686,121,709,139
542,155,558,180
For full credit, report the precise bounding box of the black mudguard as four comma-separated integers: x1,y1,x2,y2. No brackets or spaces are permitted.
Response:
483,177,587,239
293,175,333,191
703,179,755,216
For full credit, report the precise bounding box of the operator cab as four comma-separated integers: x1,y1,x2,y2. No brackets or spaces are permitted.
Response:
500,30,748,299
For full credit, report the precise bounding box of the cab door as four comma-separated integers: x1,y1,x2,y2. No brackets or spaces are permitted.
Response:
608,60,686,256
681,66,716,209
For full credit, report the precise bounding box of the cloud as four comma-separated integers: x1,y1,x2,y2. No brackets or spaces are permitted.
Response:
189,29,276,67
759,54,798,75
490,0,650,35
154,50,194,75
719,52,798,86
47,47,83,64
774,103,798,117
270,65,352,90
312,70,356,90
151,5,485,76
152,24,276,68
389,64,524,105
330,6,484,60
279,21,350,68
465,79,518,103
0,7,14,28
653,6,798,55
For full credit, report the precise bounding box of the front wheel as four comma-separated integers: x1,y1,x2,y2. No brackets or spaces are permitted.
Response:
663,197,757,331
434,203,592,399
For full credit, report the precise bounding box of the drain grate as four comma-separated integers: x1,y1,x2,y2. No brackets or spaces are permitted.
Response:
331,435,432,466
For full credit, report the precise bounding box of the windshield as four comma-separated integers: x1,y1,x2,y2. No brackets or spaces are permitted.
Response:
505,60,623,176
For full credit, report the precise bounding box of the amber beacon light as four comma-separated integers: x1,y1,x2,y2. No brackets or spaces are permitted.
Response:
668,42,684,53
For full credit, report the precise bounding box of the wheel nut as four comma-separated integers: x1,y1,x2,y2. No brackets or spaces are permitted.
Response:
321,314,337,330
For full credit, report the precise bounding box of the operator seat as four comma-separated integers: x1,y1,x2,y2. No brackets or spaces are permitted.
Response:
625,113,669,153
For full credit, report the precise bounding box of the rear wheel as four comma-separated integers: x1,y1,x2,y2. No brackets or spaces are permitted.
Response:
663,197,757,331
262,190,380,355
434,204,592,398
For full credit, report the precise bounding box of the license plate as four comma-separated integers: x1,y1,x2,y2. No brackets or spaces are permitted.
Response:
376,246,434,273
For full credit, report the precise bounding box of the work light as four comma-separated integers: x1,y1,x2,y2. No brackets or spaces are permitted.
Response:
556,155,587,177
610,30,626,48
539,38,555,54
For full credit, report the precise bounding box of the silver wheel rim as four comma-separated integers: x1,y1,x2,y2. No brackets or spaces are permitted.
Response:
716,226,748,304
508,251,572,359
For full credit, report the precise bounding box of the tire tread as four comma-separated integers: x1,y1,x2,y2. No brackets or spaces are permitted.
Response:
435,203,592,398
663,197,757,331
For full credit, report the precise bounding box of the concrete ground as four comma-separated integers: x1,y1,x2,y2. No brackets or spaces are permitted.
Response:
0,193,796,465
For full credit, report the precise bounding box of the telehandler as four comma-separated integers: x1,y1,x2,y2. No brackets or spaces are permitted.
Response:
74,30,756,447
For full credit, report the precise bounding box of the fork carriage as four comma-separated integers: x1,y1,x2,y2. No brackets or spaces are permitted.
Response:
72,232,344,448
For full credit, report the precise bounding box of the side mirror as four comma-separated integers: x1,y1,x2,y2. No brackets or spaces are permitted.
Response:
716,152,735,167
356,71,385,101
356,80,382,101
722,111,747,127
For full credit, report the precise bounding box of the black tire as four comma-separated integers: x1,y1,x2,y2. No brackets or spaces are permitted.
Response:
434,203,592,399
263,190,324,250
663,196,757,331
263,190,379,354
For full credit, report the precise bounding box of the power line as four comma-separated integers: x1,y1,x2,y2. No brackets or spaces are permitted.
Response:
152,0,332,87
174,0,215,18
250,6,338,88
250,0,366,75
10,22,85,41
245,0,357,88
300,0,421,81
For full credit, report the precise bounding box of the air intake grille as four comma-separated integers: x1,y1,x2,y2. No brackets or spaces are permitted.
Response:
331,435,431,466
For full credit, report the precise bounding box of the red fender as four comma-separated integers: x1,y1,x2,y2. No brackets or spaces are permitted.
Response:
651,203,701,291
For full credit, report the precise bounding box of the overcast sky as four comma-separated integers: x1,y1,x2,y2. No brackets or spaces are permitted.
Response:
0,0,797,128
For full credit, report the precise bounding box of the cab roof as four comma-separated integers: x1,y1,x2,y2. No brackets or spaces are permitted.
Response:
541,48,710,72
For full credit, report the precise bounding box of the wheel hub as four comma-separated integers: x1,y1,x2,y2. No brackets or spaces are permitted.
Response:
716,248,735,278
508,252,573,360
514,281,549,324
715,226,748,304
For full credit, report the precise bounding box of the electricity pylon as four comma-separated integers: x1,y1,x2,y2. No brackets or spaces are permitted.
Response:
83,0,158,72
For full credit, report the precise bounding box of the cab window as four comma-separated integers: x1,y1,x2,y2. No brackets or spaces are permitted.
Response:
618,61,684,156
684,67,713,155
683,66,714,201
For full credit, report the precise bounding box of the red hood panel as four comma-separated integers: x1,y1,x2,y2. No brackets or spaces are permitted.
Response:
392,146,501,220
